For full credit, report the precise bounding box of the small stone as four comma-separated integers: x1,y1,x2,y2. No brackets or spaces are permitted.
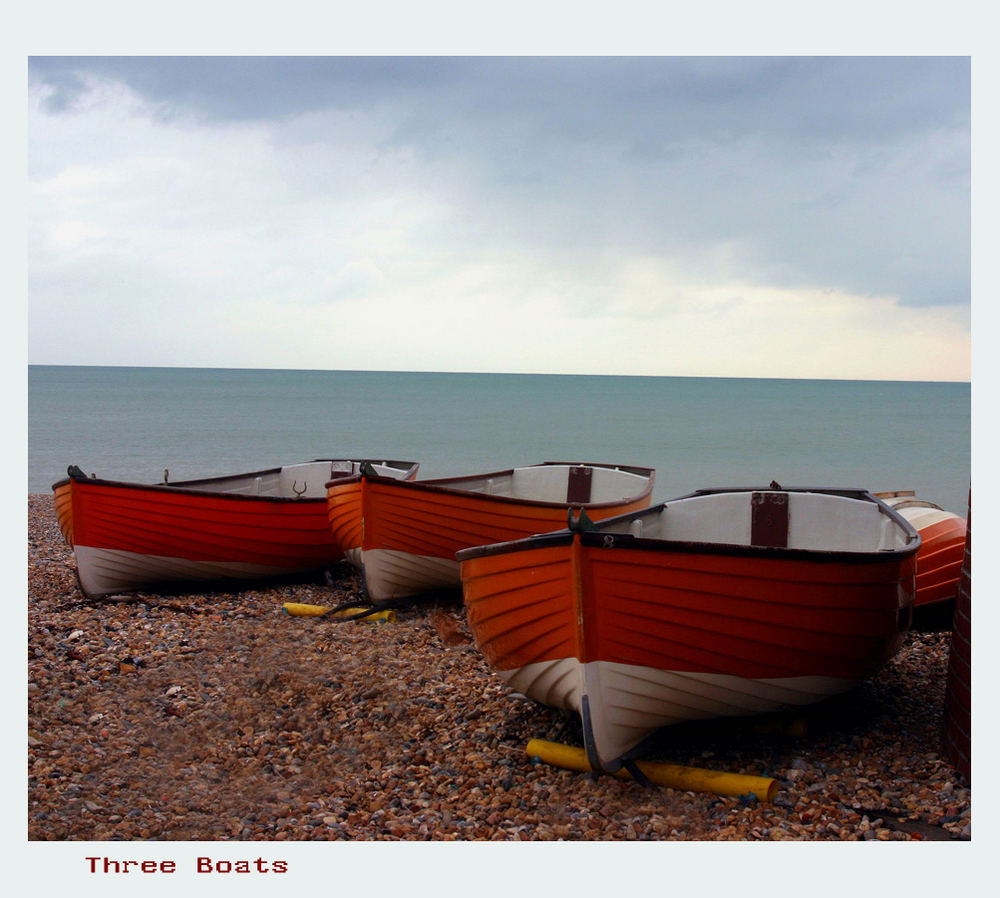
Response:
25,492,972,843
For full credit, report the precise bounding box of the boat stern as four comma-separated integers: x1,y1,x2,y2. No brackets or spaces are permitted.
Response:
52,477,75,548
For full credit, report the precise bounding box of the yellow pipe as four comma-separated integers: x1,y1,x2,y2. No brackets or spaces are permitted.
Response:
526,739,778,802
282,602,396,622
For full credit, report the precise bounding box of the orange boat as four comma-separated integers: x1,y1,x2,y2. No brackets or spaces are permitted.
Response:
458,486,920,773
874,491,967,608
326,461,655,602
53,459,419,598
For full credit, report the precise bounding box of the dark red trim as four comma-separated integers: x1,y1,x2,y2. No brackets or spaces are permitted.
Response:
55,459,418,503
347,462,655,512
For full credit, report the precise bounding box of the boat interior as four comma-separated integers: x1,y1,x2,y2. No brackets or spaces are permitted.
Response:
438,463,652,505
170,460,410,499
597,490,914,552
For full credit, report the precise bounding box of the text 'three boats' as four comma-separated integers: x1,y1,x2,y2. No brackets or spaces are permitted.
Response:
458,486,920,774
326,461,655,602
53,459,419,598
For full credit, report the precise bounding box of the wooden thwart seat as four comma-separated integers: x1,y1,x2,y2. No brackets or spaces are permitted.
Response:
567,465,593,504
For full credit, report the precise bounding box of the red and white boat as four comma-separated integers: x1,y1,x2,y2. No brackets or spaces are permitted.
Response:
458,486,920,773
53,459,419,597
874,491,967,609
326,461,655,602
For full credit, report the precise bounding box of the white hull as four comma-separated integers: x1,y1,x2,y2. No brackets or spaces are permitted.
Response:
343,547,363,568
877,493,958,529
500,658,853,771
889,504,957,531
74,545,293,598
360,549,460,601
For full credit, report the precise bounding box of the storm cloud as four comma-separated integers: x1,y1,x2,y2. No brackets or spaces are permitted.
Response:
28,55,970,378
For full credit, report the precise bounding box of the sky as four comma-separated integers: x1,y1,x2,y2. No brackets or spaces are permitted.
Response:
10,15,994,888
27,55,971,381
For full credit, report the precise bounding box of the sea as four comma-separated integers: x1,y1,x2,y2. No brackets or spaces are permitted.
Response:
27,366,971,516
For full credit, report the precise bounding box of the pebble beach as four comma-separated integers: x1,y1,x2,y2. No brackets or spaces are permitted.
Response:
27,494,971,842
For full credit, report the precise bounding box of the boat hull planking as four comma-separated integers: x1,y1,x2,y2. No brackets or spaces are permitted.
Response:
54,459,418,597
327,462,654,602
460,487,919,771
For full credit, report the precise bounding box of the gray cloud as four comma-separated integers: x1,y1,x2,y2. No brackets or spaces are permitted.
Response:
28,55,970,310
28,56,968,146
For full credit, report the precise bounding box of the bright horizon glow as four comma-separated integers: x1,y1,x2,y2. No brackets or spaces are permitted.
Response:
26,363,971,385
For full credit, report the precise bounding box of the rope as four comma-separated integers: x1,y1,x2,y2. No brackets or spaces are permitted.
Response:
315,592,430,622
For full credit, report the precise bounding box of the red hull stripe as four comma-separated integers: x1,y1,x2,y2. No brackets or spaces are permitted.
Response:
463,540,913,681
69,480,340,568
351,479,649,560
913,517,967,606
326,481,365,553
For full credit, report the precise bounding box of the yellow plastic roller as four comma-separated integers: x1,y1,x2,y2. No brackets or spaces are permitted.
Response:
526,739,778,802
282,603,396,622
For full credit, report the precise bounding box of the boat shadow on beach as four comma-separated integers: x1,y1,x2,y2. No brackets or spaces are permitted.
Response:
48,542,960,791
504,624,955,792
55,560,371,610
911,601,956,633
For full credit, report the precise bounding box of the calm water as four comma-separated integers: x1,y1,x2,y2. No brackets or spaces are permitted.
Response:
28,366,971,515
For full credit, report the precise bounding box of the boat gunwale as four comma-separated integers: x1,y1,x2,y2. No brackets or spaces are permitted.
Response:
53,459,420,504
456,486,922,564
325,461,655,510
